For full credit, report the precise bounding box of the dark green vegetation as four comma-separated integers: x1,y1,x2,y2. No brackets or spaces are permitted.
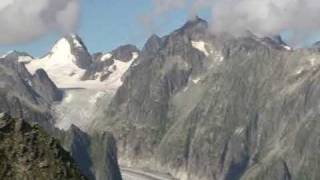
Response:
0,113,87,180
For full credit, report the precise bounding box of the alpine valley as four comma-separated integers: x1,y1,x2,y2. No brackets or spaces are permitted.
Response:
1,17,320,180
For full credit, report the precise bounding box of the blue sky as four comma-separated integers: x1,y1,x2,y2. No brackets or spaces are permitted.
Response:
0,0,210,57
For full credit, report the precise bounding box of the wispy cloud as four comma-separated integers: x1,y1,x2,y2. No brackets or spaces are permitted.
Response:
0,0,80,44
211,0,320,45
147,0,320,45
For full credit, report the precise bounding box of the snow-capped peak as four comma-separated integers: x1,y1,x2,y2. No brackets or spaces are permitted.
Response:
68,34,87,49
50,34,87,54
49,37,74,59
26,37,88,89
48,34,92,69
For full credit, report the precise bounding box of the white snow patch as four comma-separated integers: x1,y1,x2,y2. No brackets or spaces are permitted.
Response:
235,127,244,135
26,80,32,87
309,58,316,66
18,56,33,63
54,89,111,131
132,52,139,60
191,41,210,56
101,53,112,62
217,55,224,62
192,77,201,84
71,34,82,48
64,93,73,103
104,52,139,91
183,86,189,92
282,45,292,51
296,68,303,75
89,91,105,104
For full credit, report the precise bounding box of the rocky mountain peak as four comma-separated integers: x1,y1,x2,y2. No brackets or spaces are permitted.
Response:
50,34,92,69
66,34,88,49
1,50,34,63
111,44,139,62
261,35,292,50
182,16,208,30
240,31,292,51
143,34,162,53
178,16,208,36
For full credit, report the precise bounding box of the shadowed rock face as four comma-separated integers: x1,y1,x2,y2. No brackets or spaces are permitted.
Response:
82,44,139,82
111,45,140,62
32,69,63,102
65,35,93,69
0,56,61,129
60,125,123,180
0,113,87,180
60,125,95,180
93,18,320,180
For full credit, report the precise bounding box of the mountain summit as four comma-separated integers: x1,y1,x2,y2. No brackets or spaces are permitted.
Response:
92,18,320,180
22,34,139,91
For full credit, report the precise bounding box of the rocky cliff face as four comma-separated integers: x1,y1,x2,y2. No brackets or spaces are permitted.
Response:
4,17,320,180
60,125,122,180
94,18,320,180
0,49,123,180
0,54,61,129
0,113,87,180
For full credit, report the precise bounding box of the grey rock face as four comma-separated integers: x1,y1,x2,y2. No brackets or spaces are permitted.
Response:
60,125,123,180
111,45,139,62
32,69,63,102
94,17,320,180
90,132,122,180
0,53,123,180
0,36,128,180
94,17,211,161
0,56,56,129
142,34,163,54
81,44,139,82
3,50,34,61
60,125,95,180
65,35,93,69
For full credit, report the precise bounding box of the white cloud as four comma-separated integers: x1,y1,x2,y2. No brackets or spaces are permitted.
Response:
210,0,320,44
0,0,80,44
149,0,320,45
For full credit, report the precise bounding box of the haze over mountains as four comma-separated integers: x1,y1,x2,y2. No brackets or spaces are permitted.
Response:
1,17,320,180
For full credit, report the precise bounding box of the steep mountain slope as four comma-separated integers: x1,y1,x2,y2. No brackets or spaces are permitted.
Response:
25,34,139,91
21,35,139,130
0,46,125,180
0,113,87,180
0,53,62,129
60,125,123,180
4,17,320,180
93,17,212,159
26,35,96,89
93,17,320,180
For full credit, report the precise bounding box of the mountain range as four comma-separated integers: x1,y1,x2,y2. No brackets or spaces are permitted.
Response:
1,17,320,180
